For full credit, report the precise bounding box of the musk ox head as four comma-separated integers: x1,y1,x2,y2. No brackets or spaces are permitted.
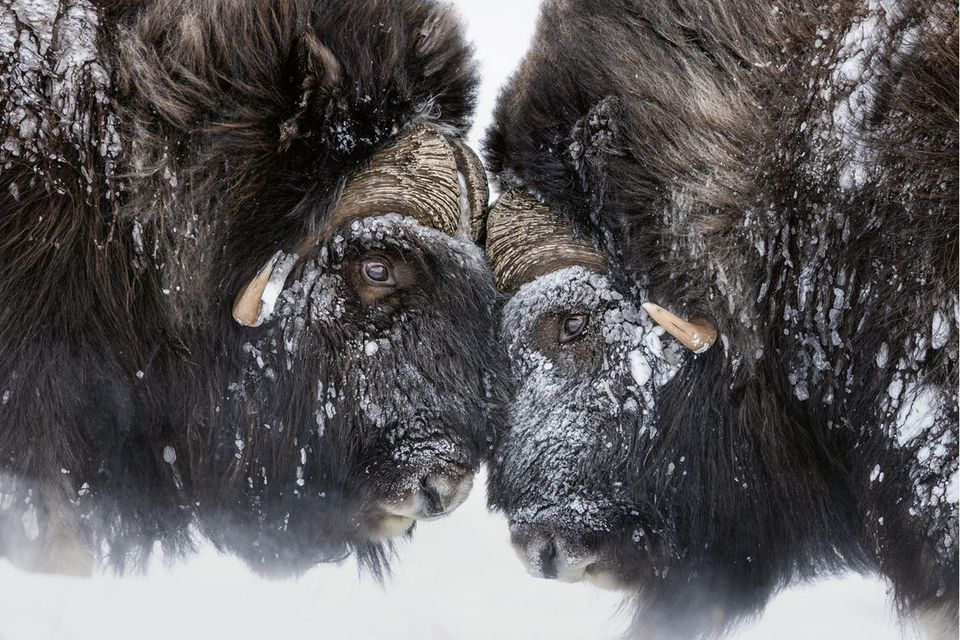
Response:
197,127,505,575
209,213,501,574
484,190,716,588
98,0,507,574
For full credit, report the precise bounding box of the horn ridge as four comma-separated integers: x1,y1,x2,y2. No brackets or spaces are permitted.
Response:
484,189,607,291
448,136,490,242
328,125,464,236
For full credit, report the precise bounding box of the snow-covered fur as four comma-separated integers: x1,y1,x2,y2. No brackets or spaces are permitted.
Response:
486,0,958,635
0,0,503,576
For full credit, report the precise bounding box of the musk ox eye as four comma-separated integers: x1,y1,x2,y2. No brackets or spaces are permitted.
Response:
559,314,588,343
362,259,394,286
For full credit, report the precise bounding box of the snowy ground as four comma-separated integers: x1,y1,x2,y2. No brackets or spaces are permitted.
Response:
0,471,922,640
0,3,935,639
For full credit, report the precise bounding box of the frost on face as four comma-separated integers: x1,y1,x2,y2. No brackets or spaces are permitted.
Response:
222,215,491,513
227,246,346,481
498,267,683,531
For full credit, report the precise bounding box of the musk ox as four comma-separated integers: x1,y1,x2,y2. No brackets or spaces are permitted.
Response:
0,0,505,577
483,0,958,636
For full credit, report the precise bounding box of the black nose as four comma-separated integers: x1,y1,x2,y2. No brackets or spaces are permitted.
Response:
509,521,600,582
538,538,559,579
419,478,445,517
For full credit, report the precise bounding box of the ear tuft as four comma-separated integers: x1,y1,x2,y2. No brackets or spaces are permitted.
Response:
301,30,343,89
279,30,343,152
415,10,462,78
569,96,622,176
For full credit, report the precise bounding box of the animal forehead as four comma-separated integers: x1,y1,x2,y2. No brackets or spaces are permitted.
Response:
503,267,625,327
333,214,487,269
504,391,630,502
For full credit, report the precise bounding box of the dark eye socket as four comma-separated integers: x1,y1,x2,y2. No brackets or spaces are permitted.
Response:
558,313,589,344
361,258,395,286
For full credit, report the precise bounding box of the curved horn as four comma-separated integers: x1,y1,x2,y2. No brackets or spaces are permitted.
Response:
326,125,466,237
642,302,717,353
232,251,300,327
448,137,490,242
233,125,488,327
485,189,607,291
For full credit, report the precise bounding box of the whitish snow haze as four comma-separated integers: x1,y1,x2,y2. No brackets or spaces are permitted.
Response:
0,471,924,639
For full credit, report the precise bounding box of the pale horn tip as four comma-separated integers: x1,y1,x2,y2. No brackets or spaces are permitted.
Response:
642,302,717,354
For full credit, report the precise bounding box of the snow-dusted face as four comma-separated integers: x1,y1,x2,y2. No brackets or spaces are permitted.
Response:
489,266,684,587
206,215,504,573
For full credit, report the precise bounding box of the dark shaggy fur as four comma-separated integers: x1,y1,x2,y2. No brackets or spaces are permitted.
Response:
0,0,503,576
486,0,958,636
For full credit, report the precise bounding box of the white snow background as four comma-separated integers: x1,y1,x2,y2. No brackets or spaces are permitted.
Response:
0,2,931,638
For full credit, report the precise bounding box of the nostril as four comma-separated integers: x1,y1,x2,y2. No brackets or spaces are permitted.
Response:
511,523,599,583
419,478,445,516
539,538,559,579
410,473,473,520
